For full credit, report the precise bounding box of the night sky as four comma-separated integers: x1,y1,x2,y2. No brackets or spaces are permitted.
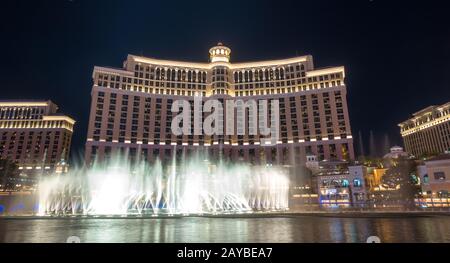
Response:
1,0,449,159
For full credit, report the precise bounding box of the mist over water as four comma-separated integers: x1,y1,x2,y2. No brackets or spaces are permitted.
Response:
38,148,290,216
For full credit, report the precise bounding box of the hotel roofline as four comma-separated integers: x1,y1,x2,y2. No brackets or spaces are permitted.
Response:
0,100,54,107
94,54,345,80
126,54,313,69
399,102,450,127
0,100,76,129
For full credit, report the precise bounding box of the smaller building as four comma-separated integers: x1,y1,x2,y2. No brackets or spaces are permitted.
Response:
416,154,450,207
313,158,367,208
383,146,409,159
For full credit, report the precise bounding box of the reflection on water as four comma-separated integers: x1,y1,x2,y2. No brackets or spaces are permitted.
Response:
1,216,450,243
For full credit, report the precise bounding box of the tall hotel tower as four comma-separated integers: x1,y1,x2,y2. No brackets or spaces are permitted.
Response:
86,44,354,167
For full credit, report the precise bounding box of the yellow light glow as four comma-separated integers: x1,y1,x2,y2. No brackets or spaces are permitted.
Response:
42,115,76,125
0,102,49,107
306,66,345,78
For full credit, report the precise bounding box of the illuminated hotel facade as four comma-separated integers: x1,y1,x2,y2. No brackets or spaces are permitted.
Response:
85,44,355,166
399,102,450,157
0,101,75,175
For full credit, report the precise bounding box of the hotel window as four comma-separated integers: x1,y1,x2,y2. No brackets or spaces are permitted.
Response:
342,179,349,187
434,172,446,180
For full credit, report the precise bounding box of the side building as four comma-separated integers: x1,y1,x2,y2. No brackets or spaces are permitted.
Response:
85,43,355,167
399,102,450,157
307,158,367,208
0,100,75,177
416,153,450,207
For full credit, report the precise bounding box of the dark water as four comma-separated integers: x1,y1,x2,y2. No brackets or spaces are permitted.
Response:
1,216,450,243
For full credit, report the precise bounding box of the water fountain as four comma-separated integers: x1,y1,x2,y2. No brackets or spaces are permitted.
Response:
37,149,290,216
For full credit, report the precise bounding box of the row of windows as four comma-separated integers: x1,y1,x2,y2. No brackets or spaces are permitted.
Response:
88,142,351,164
132,66,208,83
96,79,343,98
92,90,348,142
404,121,450,156
0,131,70,164
401,107,450,132
321,178,363,188
0,107,46,120
233,65,305,83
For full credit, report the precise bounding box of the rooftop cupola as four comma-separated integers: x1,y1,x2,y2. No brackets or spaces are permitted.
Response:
209,42,231,63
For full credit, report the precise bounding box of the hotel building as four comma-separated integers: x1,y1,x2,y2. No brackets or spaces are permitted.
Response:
416,154,450,207
85,43,355,166
399,102,450,157
0,101,75,176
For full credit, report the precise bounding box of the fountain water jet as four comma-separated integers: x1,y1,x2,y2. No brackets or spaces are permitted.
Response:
37,150,290,216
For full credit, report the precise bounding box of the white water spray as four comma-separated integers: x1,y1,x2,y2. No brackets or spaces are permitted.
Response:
38,150,289,216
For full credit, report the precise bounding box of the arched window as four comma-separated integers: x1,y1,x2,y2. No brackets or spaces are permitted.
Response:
342,179,349,187
423,174,429,184
353,178,362,187
167,69,172,81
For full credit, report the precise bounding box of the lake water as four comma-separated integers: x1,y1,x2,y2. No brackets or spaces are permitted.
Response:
1,215,450,243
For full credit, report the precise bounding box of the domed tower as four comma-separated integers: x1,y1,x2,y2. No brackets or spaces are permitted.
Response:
209,42,231,63
209,43,232,96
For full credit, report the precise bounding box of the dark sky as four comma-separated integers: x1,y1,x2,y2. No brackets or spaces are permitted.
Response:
1,0,449,158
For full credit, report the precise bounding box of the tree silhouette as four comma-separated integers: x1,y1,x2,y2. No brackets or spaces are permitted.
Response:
381,157,420,207
0,159,19,191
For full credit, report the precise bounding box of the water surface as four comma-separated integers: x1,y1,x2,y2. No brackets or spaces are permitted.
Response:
1,216,449,243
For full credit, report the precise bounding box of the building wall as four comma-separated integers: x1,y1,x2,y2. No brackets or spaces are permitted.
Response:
316,165,367,207
85,46,355,166
399,102,450,157
420,159,450,195
416,157,450,207
0,101,75,176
